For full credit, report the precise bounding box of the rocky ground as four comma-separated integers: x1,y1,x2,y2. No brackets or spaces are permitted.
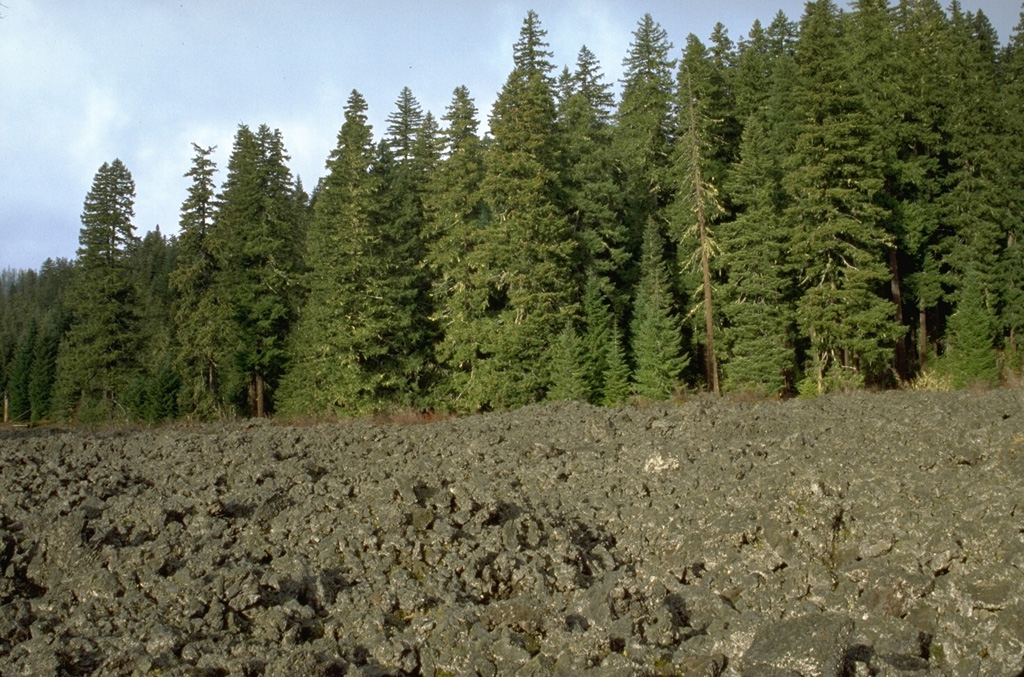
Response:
1,388,1023,676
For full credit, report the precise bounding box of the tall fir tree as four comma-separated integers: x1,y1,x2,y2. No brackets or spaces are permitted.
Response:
422,86,489,409
467,11,578,409
671,38,729,394
210,125,304,416
784,0,903,393
724,12,802,391
558,46,629,312
614,14,677,284
124,228,179,422
1001,8,1024,357
891,0,954,371
846,0,918,381
54,159,142,421
377,88,439,403
719,115,798,395
279,91,397,415
169,143,225,417
938,4,1011,328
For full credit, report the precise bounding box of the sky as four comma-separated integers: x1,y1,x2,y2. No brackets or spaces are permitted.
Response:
1,1,1020,272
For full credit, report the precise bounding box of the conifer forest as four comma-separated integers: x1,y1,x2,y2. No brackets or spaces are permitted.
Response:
2,1,1023,423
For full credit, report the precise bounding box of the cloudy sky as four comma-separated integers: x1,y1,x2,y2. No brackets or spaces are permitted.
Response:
1,1,1019,272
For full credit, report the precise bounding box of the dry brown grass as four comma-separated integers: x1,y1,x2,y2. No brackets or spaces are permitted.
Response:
369,408,455,427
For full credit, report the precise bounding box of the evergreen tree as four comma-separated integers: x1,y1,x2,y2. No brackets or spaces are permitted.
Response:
847,0,917,381
423,86,488,409
1002,8,1024,356
579,274,617,404
938,4,1011,322
602,323,632,406
7,318,35,421
54,159,141,421
734,20,770,123
169,143,225,417
705,25,742,180
377,88,438,402
28,312,62,422
943,268,999,387
125,228,179,421
672,41,728,394
735,12,799,122
891,0,954,371
546,322,589,402
719,115,797,395
282,90,432,414
278,91,385,415
614,14,677,279
784,0,903,393
22,259,72,422
466,11,578,409
558,46,629,310
631,221,689,400
210,125,303,416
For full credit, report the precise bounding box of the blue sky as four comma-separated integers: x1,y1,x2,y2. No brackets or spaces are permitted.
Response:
1,0,1020,272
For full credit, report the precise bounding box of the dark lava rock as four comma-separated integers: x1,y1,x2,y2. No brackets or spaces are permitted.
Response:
1,389,1023,675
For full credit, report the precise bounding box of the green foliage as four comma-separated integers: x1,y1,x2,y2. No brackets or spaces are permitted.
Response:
579,275,616,404
423,86,488,409
54,159,141,422
558,46,629,309
631,221,689,400
615,14,677,279
719,114,797,396
210,125,304,416
671,48,728,393
456,11,578,410
170,143,224,419
29,313,62,422
124,355,180,423
784,0,903,393
7,319,35,421
602,323,633,406
7,3,1023,419
942,272,1000,388
546,323,589,402
278,92,385,415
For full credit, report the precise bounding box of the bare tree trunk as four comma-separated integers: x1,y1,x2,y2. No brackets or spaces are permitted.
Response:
255,373,266,418
207,359,217,397
699,217,719,395
919,300,928,371
681,68,720,395
889,247,907,382
3,391,8,423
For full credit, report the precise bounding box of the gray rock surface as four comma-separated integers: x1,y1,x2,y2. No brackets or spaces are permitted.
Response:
1,388,1023,675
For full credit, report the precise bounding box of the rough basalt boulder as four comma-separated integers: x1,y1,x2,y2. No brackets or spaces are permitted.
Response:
1,388,1022,675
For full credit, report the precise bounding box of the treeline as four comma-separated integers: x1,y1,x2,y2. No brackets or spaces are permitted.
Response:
2,0,1023,423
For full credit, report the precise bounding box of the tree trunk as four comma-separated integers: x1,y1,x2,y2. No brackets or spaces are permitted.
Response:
918,299,928,371
255,373,265,418
207,359,218,396
889,247,907,382
3,391,8,423
681,69,719,395
699,217,719,395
